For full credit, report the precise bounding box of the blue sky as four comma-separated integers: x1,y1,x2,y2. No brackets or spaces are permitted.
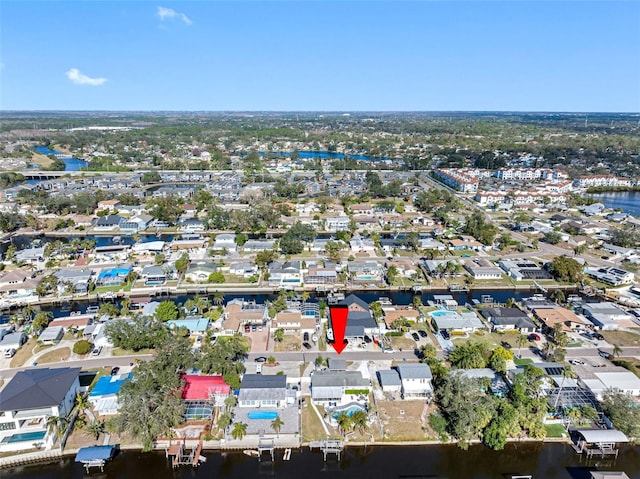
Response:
1,1,639,112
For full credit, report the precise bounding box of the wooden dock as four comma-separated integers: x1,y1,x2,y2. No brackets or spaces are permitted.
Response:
166,440,205,468
309,439,344,461
257,438,275,462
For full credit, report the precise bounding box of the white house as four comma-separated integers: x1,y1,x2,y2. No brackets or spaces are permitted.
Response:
310,370,371,407
0,367,81,452
213,233,237,252
395,364,433,399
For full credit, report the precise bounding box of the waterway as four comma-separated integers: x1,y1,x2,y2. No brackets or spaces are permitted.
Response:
588,191,640,217
32,146,88,171
258,150,390,163
4,444,640,479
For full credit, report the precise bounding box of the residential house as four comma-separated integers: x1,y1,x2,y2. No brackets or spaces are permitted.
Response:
54,268,93,294
213,233,237,252
14,247,45,265
228,262,258,278
119,214,153,233
376,370,402,394
585,266,635,286
463,258,503,280
382,308,420,329
38,326,64,345
324,216,351,232
94,215,124,231
243,239,276,252
88,373,132,416
310,370,371,407
532,307,585,332
181,374,230,419
166,318,210,336
305,267,338,285
0,331,27,352
184,262,218,283
481,307,536,332
430,310,485,334
581,302,633,331
179,217,205,233
141,265,167,286
396,363,433,399
272,311,316,336
97,199,121,211
347,261,384,282
268,261,302,288
0,367,81,452
498,259,552,281
328,294,379,343
238,374,289,408
223,299,269,332
95,265,131,287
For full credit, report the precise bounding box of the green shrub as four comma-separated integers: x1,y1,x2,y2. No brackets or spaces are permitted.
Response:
73,339,92,355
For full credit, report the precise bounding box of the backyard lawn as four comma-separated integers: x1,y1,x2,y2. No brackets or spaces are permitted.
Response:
601,329,640,347
9,338,37,368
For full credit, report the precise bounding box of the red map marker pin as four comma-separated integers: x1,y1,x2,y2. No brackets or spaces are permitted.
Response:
329,305,348,354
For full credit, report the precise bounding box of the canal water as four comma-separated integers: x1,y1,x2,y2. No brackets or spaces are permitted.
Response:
3,444,640,479
35,289,536,319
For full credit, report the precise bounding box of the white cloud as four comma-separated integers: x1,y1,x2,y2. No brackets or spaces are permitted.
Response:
157,6,192,26
65,68,108,86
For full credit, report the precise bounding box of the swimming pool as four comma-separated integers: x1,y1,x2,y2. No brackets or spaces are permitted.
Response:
331,405,366,419
248,410,278,420
184,406,212,419
1,431,46,444
430,310,457,318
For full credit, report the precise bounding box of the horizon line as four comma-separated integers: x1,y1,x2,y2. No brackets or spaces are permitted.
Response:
2,109,640,115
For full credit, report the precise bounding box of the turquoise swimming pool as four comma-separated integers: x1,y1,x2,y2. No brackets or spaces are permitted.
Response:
332,405,366,419
248,410,278,420
1,431,46,444
430,310,457,318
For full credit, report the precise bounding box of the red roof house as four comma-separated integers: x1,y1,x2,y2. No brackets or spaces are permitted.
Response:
181,375,230,400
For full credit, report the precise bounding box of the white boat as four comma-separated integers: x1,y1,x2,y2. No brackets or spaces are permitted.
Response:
243,449,259,457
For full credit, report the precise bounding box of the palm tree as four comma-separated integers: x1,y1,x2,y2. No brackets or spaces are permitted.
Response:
231,422,248,441
516,334,528,359
217,412,233,434
224,395,237,412
613,343,623,358
46,416,69,451
21,305,35,324
335,412,352,437
505,297,517,308
270,415,284,437
74,393,91,414
300,291,310,305
212,291,225,307
553,365,576,412
85,420,105,441
351,410,369,435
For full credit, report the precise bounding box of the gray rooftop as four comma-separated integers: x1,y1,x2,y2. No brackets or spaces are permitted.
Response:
0,367,81,412
377,369,401,387
396,363,433,380
311,370,369,389
240,374,287,389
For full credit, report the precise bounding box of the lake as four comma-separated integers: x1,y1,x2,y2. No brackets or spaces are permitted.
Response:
588,191,640,217
3,444,640,479
32,146,88,171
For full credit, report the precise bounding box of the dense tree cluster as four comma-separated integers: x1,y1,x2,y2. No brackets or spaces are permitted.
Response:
279,221,317,255
463,211,498,246
547,256,583,283
104,316,169,351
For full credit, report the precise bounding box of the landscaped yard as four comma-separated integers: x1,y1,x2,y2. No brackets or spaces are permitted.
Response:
37,347,71,364
112,348,155,356
388,336,416,351
544,423,567,438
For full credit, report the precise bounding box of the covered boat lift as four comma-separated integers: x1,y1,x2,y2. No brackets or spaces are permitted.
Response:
572,429,629,458
75,445,116,472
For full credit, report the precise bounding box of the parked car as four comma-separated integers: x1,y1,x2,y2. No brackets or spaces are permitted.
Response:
441,330,450,340
411,332,420,341
110,366,120,375
91,346,103,356
254,356,267,362
568,359,585,366
528,333,541,341
593,333,604,340
303,332,310,342
418,330,428,338
303,342,312,350
4,348,16,358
